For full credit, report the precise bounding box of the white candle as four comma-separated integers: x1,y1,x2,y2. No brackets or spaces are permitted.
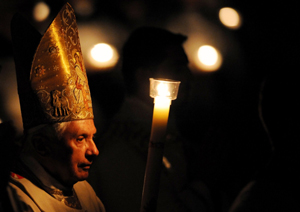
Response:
140,78,180,212
150,97,171,143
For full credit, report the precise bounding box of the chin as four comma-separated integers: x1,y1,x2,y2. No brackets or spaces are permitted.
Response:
76,171,89,181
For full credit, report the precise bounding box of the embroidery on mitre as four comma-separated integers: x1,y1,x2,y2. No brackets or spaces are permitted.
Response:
36,88,73,122
51,90,70,117
34,65,46,77
48,45,59,56
73,51,90,110
28,3,94,124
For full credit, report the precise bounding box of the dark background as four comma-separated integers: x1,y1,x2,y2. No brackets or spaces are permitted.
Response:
0,0,297,211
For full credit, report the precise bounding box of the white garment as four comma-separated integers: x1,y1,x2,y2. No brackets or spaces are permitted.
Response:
7,155,105,212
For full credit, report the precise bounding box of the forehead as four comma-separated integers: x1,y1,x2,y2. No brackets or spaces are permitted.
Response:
63,119,96,137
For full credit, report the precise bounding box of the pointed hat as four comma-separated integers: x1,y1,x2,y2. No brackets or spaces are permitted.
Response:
11,3,93,130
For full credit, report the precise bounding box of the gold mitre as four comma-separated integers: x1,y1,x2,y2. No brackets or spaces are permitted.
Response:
11,3,93,130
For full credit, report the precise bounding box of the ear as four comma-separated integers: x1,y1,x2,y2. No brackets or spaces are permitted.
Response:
31,135,51,157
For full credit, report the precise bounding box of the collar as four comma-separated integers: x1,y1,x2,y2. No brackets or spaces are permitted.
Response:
16,154,82,209
19,153,70,191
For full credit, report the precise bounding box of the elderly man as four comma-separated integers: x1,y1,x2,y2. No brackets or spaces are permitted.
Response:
6,3,105,212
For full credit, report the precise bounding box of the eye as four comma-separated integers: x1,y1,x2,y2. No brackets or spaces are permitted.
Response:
77,136,85,142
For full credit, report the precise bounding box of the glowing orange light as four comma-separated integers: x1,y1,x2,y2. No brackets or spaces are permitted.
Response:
88,43,119,69
195,45,222,72
219,7,242,29
91,43,113,62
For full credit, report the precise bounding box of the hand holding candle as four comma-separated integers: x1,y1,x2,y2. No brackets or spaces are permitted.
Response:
140,78,180,212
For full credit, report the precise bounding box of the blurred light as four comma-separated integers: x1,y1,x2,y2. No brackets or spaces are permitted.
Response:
219,7,242,29
198,45,218,66
33,2,50,22
163,156,171,169
73,0,94,17
195,45,222,72
78,22,126,71
0,118,2,124
91,43,113,62
89,43,119,69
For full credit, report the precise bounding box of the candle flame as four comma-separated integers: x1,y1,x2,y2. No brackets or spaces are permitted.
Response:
149,78,180,100
157,83,170,97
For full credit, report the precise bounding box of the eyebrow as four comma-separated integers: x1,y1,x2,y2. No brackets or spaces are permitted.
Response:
76,131,97,137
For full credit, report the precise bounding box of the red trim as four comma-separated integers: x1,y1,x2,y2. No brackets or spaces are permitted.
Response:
10,172,24,179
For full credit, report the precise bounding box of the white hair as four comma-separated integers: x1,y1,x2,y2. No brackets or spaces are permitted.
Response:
22,121,71,153
52,122,71,140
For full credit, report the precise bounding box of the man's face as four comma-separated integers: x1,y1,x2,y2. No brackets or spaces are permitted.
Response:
49,119,99,186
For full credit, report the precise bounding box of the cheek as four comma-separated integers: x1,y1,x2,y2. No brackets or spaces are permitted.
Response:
70,148,86,165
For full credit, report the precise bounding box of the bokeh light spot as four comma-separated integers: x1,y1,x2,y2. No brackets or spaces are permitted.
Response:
89,43,119,70
195,45,222,72
91,43,113,62
33,2,50,22
219,7,242,29
198,45,218,66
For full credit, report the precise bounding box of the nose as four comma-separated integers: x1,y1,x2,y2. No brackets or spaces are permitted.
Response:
86,139,99,159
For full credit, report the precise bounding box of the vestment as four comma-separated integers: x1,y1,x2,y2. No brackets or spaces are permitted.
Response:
8,3,105,212
7,154,105,212
88,96,213,212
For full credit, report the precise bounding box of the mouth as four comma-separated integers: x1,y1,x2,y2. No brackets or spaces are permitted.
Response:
79,164,92,171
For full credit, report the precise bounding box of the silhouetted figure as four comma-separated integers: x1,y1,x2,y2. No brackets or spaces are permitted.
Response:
0,121,18,212
88,26,214,212
229,71,299,212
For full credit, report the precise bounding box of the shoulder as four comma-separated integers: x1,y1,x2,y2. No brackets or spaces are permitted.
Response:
74,180,106,212
7,173,43,212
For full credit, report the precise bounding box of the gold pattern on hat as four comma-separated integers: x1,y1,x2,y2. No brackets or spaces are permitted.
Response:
30,3,93,123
